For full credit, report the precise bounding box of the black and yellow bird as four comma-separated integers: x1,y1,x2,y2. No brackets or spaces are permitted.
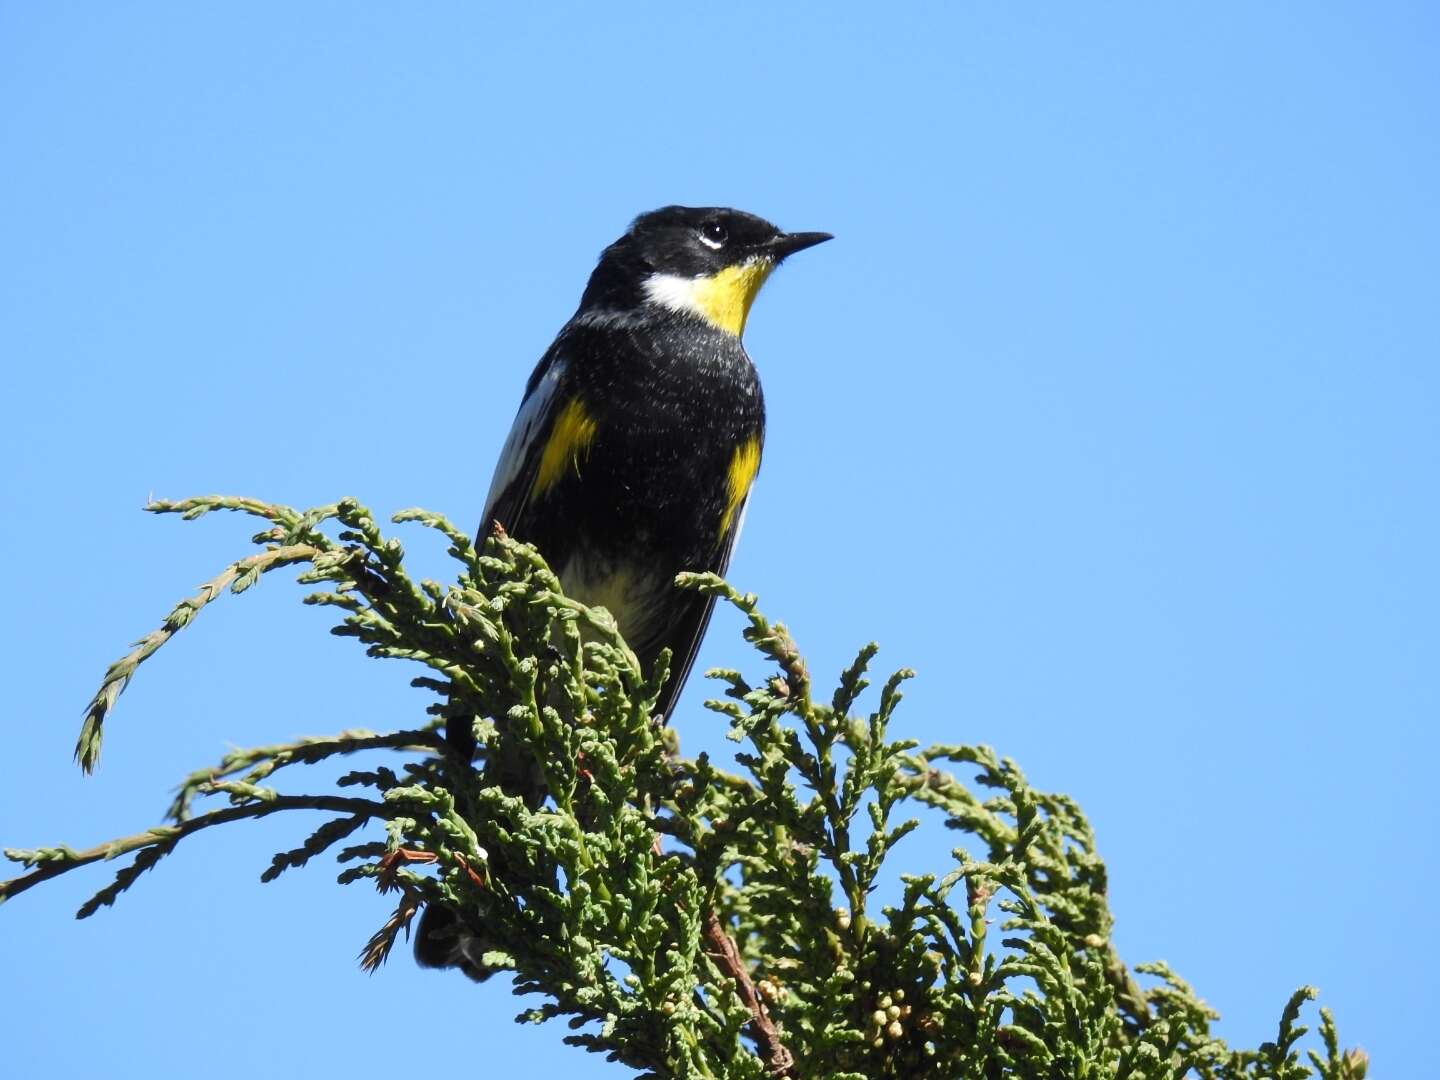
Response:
415,205,831,978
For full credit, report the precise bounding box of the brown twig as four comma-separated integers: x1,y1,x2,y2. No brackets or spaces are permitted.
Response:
374,846,439,892
359,888,424,973
703,910,796,1078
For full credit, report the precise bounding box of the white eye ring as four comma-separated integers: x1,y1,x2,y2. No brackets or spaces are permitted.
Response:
699,221,727,249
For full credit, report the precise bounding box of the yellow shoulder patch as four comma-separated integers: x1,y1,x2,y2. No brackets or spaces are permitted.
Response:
721,436,762,535
532,399,597,498
692,259,776,337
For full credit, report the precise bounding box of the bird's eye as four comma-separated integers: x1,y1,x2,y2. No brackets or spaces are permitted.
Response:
699,221,728,249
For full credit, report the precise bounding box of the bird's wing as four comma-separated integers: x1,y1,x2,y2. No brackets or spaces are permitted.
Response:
479,347,570,538
651,494,751,719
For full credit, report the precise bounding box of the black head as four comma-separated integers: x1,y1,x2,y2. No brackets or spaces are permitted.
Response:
577,206,832,335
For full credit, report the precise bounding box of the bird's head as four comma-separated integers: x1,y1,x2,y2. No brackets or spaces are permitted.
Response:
578,206,832,337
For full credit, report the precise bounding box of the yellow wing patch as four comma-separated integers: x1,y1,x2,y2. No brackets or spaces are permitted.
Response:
692,259,776,337
532,399,597,499
721,436,762,535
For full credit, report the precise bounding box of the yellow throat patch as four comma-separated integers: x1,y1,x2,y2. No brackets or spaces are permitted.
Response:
721,436,762,534
533,399,598,498
640,256,777,337
692,259,775,336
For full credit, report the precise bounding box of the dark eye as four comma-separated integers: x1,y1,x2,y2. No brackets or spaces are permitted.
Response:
699,220,728,249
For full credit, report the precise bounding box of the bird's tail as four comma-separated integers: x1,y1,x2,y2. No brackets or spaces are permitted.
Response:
413,903,496,982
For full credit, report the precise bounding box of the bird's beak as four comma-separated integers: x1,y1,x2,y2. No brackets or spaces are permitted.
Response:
766,231,834,260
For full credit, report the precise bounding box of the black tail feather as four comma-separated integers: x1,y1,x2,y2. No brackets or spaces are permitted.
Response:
414,903,495,983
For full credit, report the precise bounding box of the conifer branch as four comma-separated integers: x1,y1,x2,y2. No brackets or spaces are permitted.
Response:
2,792,383,910
5,495,1364,1077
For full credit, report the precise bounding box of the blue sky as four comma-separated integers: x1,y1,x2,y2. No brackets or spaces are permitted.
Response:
2,3,1435,1074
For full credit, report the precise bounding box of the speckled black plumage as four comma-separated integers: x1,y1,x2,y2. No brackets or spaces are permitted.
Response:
415,206,829,981
491,316,763,715
481,205,832,716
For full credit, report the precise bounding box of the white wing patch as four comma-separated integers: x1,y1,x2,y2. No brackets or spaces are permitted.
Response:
483,356,567,522
726,496,751,560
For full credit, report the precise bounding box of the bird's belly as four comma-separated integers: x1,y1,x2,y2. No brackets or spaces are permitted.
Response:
556,547,672,657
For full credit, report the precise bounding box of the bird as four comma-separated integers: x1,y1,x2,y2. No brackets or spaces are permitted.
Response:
415,205,832,979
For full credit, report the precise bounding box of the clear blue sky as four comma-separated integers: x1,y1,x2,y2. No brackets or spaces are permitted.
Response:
3,3,1435,1074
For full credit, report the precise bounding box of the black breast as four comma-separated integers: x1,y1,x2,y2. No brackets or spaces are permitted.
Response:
555,320,765,568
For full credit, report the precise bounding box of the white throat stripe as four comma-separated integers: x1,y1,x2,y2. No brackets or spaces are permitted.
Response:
642,272,705,317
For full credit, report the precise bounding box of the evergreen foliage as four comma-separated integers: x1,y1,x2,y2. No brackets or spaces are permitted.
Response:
2,496,1366,1079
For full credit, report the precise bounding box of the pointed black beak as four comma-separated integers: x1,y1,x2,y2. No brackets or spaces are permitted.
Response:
766,231,834,260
